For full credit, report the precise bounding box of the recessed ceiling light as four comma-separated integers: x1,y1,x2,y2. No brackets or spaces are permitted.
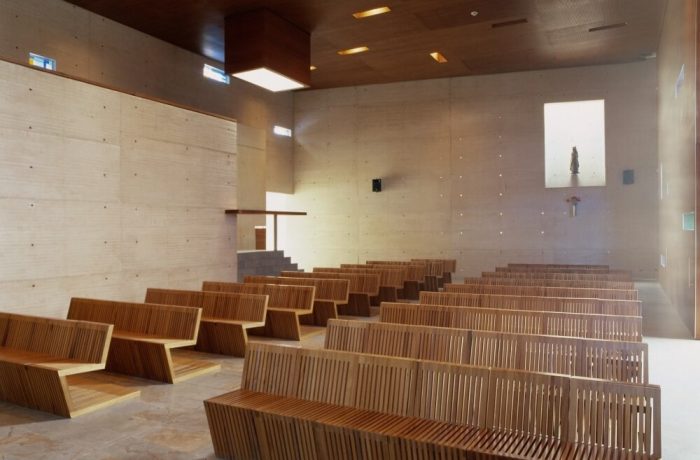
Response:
430,52,448,63
310,65,317,71
589,22,628,32
338,46,369,55
232,67,307,92
470,11,479,17
353,6,391,19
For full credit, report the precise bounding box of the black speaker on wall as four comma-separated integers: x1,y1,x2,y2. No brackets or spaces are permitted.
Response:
372,178,382,192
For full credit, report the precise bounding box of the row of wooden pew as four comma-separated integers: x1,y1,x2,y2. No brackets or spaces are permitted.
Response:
204,261,662,459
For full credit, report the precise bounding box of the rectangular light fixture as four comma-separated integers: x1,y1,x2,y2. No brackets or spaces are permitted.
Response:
203,64,230,84
353,6,391,19
338,46,369,56
430,52,448,63
273,125,293,137
232,67,307,92
310,65,317,71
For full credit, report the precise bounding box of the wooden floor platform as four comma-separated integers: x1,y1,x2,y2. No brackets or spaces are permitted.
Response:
65,373,141,418
170,352,222,384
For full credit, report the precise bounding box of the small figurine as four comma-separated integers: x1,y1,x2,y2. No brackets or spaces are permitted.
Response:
570,146,580,175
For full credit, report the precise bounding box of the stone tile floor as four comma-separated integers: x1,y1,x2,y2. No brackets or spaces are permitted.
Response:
1,285,698,459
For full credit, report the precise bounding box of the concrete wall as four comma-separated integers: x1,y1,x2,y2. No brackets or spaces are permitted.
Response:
657,0,697,333
0,0,295,250
0,59,237,318
288,61,659,279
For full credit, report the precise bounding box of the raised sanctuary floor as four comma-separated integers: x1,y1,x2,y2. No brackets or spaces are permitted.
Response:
0,282,698,460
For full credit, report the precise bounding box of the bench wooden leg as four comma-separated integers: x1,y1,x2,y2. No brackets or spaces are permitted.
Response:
300,300,338,327
0,363,71,417
196,322,248,357
372,287,398,306
424,276,439,292
339,294,371,316
437,276,445,288
250,310,301,340
442,272,452,284
402,281,420,300
107,338,175,383
205,401,261,460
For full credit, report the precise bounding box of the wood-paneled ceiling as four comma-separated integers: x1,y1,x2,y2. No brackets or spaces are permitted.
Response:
65,0,667,89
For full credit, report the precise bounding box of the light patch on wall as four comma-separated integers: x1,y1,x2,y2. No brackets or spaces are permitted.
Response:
273,125,292,137
675,64,685,99
544,99,606,188
28,52,55,70
682,212,695,231
203,64,230,84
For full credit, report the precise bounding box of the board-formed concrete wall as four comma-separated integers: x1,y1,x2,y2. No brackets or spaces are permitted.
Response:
288,61,659,280
0,60,237,318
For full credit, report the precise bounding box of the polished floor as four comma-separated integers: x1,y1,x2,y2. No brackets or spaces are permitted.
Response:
0,283,697,459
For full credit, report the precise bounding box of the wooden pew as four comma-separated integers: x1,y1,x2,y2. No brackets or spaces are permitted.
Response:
313,266,403,306
445,282,639,300
244,275,348,326
202,282,315,340
280,270,379,317
421,291,641,316
381,302,643,341
508,263,610,269
412,257,457,284
365,261,426,299
496,265,630,276
67,298,220,383
144,288,267,357
325,319,648,383
0,312,140,417
204,343,661,459
483,270,633,281
341,263,411,300
463,276,635,290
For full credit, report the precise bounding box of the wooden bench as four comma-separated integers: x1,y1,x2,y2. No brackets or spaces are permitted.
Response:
508,263,610,269
0,312,140,417
67,298,220,383
420,290,641,316
202,282,315,341
144,288,267,357
496,265,631,276
365,261,426,299
483,270,634,281
325,319,648,383
463,276,635,290
281,271,379,316
412,257,457,284
381,302,644,341
314,266,403,306
445,282,639,300
244,275,348,326
205,343,661,459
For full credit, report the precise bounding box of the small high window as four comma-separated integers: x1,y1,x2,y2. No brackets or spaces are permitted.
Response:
29,53,56,71
273,125,292,137
203,64,230,84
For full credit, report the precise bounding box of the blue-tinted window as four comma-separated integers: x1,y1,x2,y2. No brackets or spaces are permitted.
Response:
29,53,56,71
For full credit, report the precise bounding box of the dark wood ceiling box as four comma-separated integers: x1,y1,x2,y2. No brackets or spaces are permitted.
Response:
224,8,311,86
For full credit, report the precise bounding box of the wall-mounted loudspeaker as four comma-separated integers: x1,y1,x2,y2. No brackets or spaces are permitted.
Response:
372,178,382,192
622,169,634,185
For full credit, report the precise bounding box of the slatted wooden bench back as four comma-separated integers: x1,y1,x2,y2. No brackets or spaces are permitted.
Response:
463,276,635,290
484,271,632,281
341,264,410,284
381,302,643,342
215,343,660,458
410,259,445,276
244,275,349,303
366,262,426,281
317,266,403,288
281,270,380,296
203,281,315,312
496,265,630,276
0,312,112,364
68,298,201,341
145,288,268,322
421,291,642,316
325,319,649,383
508,263,610,269
445,282,639,300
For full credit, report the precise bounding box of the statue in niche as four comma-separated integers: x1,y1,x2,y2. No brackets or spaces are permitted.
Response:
570,146,580,175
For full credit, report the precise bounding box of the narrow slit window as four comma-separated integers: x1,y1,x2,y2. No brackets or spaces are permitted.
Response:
29,53,56,71
203,64,230,84
544,99,606,188
273,125,292,137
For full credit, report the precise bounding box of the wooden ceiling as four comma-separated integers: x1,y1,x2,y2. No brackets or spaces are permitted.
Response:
65,0,667,89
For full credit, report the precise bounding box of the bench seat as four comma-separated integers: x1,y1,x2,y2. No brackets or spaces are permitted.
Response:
0,347,104,375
